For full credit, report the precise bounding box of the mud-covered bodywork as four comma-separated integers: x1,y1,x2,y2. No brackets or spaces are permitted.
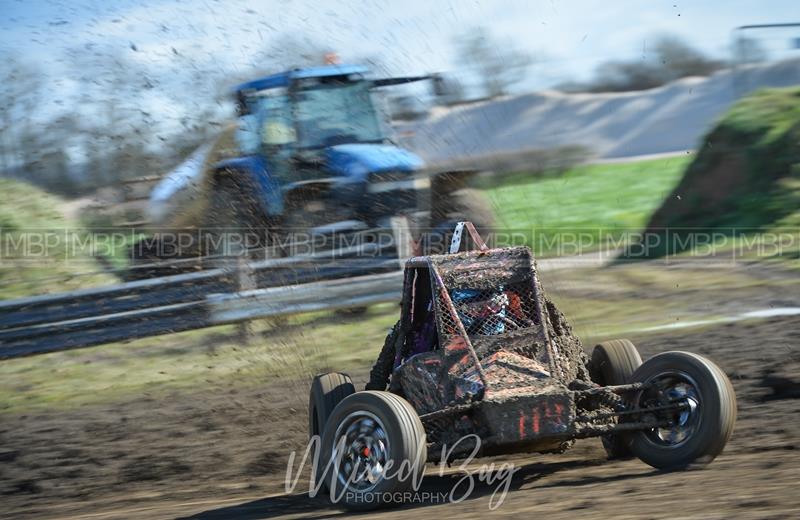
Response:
367,245,646,457
318,232,735,507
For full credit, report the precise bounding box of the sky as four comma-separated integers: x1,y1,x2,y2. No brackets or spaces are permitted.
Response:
1,0,798,139
3,0,799,84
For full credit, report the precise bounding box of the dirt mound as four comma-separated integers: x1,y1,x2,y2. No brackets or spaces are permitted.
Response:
632,87,800,258
399,59,800,161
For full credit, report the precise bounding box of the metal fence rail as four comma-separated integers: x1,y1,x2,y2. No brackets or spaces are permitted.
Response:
208,270,403,324
0,222,411,360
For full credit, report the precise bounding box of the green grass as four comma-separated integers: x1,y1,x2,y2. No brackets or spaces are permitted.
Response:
0,304,400,413
2,142,795,414
486,156,690,256
722,87,800,147
637,87,800,261
0,178,116,298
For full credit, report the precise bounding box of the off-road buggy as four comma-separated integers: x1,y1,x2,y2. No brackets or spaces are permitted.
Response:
309,223,737,510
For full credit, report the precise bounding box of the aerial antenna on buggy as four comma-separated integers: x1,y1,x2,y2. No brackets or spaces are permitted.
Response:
449,221,488,254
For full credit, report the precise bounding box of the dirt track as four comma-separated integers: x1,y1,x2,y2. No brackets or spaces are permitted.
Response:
2,307,799,519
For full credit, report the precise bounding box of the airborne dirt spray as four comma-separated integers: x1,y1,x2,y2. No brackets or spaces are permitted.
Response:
224,315,333,482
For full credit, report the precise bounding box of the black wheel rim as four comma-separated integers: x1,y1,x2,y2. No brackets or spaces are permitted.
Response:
638,370,702,448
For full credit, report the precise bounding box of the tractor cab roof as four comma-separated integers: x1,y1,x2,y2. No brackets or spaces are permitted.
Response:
233,64,432,98
233,64,370,95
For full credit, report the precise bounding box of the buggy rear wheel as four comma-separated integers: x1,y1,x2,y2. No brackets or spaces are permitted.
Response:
590,339,642,458
316,391,427,511
628,351,736,470
308,373,355,441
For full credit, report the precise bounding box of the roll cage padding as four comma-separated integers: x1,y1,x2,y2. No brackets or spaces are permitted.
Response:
365,320,404,391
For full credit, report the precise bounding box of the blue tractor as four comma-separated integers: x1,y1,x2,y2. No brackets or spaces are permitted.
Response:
141,64,494,269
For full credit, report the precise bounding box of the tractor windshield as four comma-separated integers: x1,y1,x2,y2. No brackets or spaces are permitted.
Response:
293,79,386,148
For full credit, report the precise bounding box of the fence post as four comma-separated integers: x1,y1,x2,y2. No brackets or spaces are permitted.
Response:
390,216,414,268
236,256,256,344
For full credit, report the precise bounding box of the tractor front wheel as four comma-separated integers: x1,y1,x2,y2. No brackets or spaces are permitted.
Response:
423,188,496,254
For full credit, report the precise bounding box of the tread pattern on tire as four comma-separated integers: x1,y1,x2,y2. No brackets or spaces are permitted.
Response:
629,351,737,469
308,373,355,440
590,339,643,459
318,391,427,511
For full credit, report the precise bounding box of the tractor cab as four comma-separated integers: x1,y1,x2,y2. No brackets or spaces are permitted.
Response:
234,65,390,151
230,65,429,228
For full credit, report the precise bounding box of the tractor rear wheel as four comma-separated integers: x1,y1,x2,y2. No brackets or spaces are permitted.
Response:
447,188,496,230
423,188,496,254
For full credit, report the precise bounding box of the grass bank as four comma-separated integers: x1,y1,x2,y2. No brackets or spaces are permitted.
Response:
486,156,690,256
0,178,115,299
641,87,800,261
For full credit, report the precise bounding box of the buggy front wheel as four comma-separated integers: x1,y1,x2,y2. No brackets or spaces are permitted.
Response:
316,391,427,511
628,351,736,470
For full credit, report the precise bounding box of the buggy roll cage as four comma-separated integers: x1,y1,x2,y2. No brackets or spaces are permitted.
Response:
448,221,488,253
400,223,557,394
